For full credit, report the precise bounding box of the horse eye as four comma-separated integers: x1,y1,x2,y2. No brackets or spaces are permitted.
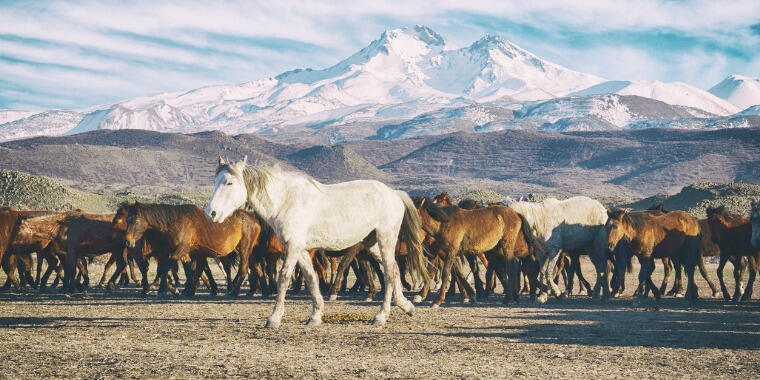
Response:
226,182,233,186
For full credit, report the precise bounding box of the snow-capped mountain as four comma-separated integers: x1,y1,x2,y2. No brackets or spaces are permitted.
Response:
571,80,740,116
709,75,760,110
1,25,758,143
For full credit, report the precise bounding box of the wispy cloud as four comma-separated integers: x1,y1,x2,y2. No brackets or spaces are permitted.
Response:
1,0,758,110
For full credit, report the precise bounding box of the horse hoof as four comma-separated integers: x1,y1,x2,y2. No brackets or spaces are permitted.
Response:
674,293,685,299
536,293,548,304
364,297,373,302
412,295,423,304
265,318,281,329
402,302,414,316
372,314,386,326
462,298,470,304
431,303,441,309
558,292,568,300
306,317,322,327
328,294,338,301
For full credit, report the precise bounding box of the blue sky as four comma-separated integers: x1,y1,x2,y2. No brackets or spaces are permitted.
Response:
1,0,758,110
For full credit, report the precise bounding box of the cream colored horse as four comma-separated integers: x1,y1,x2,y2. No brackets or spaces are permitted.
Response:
205,156,427,328
506,196,608,303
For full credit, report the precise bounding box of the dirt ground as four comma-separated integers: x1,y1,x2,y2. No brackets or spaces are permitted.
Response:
1,260,759,379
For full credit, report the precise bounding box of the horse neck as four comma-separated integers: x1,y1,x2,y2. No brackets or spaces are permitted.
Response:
244,170,288,222
138,208,173,235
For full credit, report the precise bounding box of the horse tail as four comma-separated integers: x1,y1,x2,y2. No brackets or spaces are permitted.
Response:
515,212,543,260
396,190,429,284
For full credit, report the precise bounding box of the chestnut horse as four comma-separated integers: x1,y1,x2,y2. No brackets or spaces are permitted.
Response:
124,203,260,297
706,206,759,301
606,209,701,301
415,198,522,306
0,208,53,288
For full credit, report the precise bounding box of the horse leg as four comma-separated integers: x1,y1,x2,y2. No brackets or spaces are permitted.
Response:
732,257,746,302
717,254,730,300
432,245,457,308
453,259,475,303
659,258,672,295
572,254,592,296
105,254,128,293
640,257,660,301
565,253,577,295
328,254,354,300
39,253,58,292
369,256,387,301
698,255,719,298
398,256,413,291
360,259,378,301
537,247,564,303
293,249,324,326
230,251,249,297
265,245,301,329
740,257,757,302
467,254,485,300
98,255,116,288
671,258,685,297
204,259,220,296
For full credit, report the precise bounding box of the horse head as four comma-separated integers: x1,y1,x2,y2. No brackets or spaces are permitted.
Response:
124,203,148,248
207,155,249,223
605,208,630,252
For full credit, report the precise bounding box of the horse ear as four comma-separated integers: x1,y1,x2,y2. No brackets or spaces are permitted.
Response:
419,198,426,208
218,155,226,165
242,155,248,165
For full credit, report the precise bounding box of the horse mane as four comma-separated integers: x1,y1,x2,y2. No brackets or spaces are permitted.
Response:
132,203,197,230
647,202,667,212
622,211,647,231
218,163,322,209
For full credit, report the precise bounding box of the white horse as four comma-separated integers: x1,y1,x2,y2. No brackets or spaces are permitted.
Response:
205,156,427,328
505,196,608,303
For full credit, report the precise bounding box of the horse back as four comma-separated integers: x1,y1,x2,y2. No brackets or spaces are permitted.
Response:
641,211,700,257
709,215,756,256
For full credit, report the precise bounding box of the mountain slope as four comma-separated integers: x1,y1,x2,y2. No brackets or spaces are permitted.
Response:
572,80,740,116
709,75,760,109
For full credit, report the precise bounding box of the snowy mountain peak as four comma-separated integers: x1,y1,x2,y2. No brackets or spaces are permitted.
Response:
3,25,754,143
379,25,446,50
709,74,760,109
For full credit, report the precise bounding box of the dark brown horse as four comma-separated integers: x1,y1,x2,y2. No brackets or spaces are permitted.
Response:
416,198,523,306
606,209,701,301
752,200,760,250
124,203,260,297
706,206,759,301
0,208,53,288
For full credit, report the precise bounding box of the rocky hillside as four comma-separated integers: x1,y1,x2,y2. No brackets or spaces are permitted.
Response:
0,170,206,213
624,182,760,218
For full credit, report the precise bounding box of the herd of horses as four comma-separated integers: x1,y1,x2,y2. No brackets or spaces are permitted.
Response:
2,156,760,328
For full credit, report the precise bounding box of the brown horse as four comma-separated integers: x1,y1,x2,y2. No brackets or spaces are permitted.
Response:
415,198,523,306
433,192,453,206
0,208,53,288
606,209,701,301
706,206,759,301
429,194,498,301
124,202,260,297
